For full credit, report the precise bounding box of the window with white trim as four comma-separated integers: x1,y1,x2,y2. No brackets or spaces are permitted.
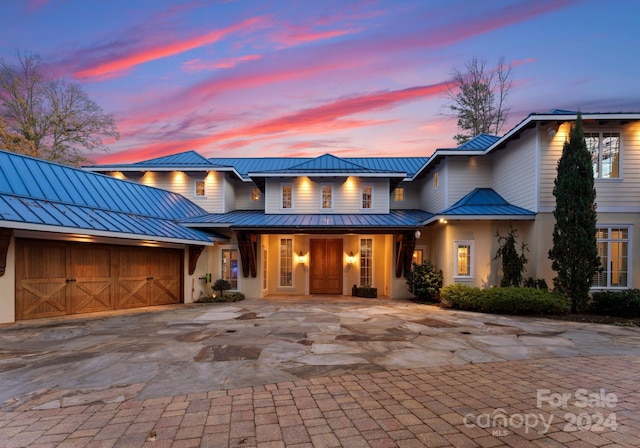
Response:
395,187,404,202
360,238,373,286
281,184,292,209
195,180,206,197
221,247,238,290
454,241,474,278
586,132,620,179
322,185,332,209
279,238,293,287
593,226,630,288
362,185,372,209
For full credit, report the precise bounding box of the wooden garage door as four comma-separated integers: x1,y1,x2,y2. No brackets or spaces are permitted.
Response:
16,239,182,320
309,238,343,294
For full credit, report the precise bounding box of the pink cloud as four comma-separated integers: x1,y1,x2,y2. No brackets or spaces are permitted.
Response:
182,54,262,72
95,81,449,164
73,16,268,79
271,25,360,47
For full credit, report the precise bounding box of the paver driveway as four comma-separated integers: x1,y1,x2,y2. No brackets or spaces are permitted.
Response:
1,297,639,447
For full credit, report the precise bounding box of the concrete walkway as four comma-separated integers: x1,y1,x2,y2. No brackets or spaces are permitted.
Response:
1,298,639,447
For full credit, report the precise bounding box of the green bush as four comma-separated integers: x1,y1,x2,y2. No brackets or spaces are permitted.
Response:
523,277,549,290
212,278,232,297
406,260,443,302
195,291,245,303
589,290,640,317
480,287,570,315
440,284,483,311
441,285,570,315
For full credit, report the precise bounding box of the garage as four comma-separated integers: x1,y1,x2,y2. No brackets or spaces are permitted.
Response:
15,239,183,320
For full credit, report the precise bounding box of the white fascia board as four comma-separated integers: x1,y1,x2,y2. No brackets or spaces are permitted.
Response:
423,215,535,225
248,172,407,178
0,221,214,246
409,151,485,181
84,165,244,178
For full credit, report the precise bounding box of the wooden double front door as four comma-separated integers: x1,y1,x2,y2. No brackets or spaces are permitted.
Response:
309,238,343,294
15,239,182,320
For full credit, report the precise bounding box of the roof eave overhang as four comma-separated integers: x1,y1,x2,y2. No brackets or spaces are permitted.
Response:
0,221,213,246
424,214,536,225
229,226,421,234
248,172,407,178
84,165,245,180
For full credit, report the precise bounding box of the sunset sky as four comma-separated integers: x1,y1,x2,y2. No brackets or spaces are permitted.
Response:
1,0,639,164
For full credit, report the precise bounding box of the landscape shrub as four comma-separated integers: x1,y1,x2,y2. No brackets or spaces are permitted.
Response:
406,261,443,302
440,284,483,311
440,285,570,315
523,277,549,290
589,290,640,317
480,287,570,315
195,291,245,303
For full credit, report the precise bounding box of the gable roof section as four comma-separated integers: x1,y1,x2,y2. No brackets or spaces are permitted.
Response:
181,209,431,232
0,150,212,244
427,188,534,223
132,150,217,167
249,153,406,177
458,133,500,150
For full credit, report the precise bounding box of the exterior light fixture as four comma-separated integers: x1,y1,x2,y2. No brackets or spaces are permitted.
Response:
297,251,306,264
414,230,421,239
347,251,355,265
439,218,448,224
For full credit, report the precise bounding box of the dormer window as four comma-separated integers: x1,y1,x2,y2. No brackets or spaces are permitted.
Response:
395,187,404,202
281,184,292,209
195,180,206,197
362,185,372,209
322,185,332,209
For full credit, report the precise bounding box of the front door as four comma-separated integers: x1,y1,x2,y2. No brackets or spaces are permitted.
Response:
309,239,343,294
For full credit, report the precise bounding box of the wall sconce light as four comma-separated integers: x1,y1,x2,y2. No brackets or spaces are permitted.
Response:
297,251,306,264
439,218,448,224
347,251,355,265
547,125,558,139
414,230,421,239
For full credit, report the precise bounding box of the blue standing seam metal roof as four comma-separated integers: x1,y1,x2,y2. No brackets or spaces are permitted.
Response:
437,188,535,217
0,150,207,220
458,133,501,150
249,154,405,175
131,150,220,166
181,209,432,229
0,193,212,243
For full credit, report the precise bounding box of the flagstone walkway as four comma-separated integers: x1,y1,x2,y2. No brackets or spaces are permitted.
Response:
1,298,639,447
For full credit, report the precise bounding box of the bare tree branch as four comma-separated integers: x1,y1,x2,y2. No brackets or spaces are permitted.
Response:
0,50,119,166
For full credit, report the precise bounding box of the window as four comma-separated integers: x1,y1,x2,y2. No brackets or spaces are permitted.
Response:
362,185,372,209
433,172,439,188
593,227,630,288
195,180,206,197
412,249,424,265
322,185,332,209
455,241,474,278
251,188,261,202
586,132,620,179
221,248,238,290
395,187,404,202
279,238,293,287
360,238,373,286
281,184,292,209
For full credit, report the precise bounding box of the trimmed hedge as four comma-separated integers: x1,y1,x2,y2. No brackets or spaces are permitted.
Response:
441,285,570,315
589,290,640,317
196,292,245,303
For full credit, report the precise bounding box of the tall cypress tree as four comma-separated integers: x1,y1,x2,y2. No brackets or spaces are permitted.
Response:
548,113,600,312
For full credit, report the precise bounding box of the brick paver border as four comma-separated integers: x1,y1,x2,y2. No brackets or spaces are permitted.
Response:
1,355,639,447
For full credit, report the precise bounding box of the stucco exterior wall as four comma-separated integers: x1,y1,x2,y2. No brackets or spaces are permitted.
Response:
0,234,16,323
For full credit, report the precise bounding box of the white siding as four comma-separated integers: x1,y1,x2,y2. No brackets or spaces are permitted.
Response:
446,156,491,206
539,121,640,212
390,182,420,209
491,127,537,211
420,164,446,212
223,175,236,213
137,171,225,213
265,177,389,214
235,182,265,210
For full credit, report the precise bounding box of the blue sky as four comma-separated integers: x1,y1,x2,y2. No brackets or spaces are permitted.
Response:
0,0,639,163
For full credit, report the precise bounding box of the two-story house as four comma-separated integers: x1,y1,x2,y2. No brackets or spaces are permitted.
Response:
1,110,638,322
